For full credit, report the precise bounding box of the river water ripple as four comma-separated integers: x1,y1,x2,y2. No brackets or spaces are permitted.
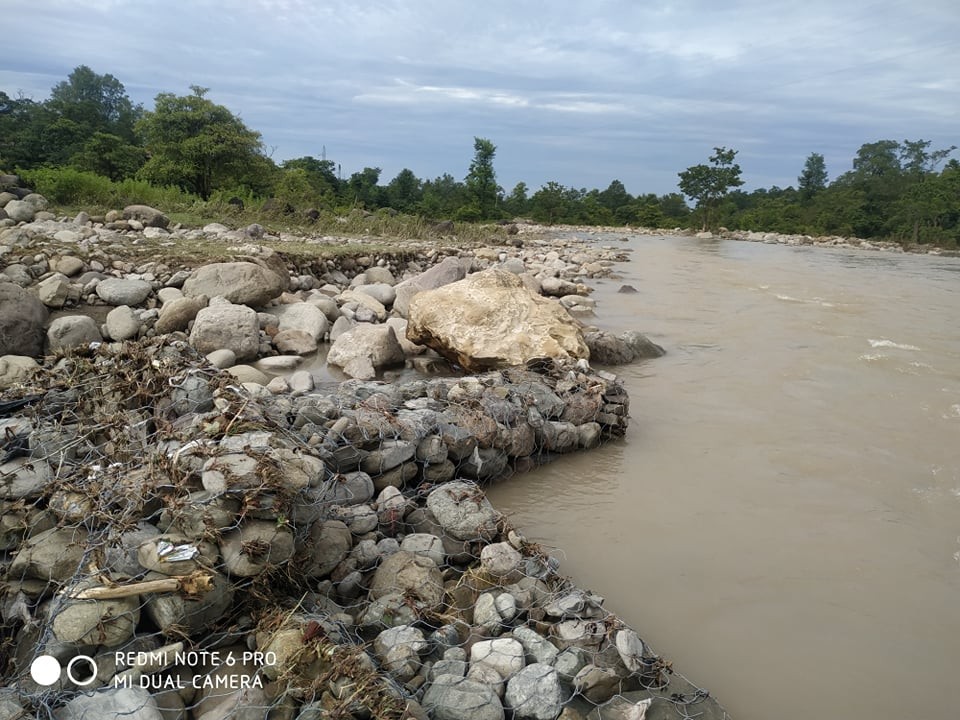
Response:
487,234,960,720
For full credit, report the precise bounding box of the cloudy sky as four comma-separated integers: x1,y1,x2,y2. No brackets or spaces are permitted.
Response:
2,0,958,196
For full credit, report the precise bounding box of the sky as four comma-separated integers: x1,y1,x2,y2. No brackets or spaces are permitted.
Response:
2,0,958,196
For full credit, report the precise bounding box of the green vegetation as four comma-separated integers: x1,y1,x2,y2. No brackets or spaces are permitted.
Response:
2,65,958,247
677,147,744,230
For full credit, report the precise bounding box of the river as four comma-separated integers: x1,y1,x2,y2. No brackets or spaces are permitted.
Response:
486,234,960,720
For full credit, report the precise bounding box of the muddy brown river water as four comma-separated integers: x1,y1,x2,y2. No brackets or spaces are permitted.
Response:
487,234,960,720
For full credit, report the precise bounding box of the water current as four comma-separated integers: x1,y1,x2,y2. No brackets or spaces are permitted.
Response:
486,234,960,720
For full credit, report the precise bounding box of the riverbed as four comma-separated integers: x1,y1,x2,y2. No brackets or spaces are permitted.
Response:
488,234,960,720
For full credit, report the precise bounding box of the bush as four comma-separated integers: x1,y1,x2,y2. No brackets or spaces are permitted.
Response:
18,166,198,211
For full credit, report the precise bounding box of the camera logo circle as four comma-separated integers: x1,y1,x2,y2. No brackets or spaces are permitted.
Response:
30,656,61,686
66,655,98,686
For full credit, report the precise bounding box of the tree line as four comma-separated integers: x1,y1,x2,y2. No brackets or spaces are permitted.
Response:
2,65,957,246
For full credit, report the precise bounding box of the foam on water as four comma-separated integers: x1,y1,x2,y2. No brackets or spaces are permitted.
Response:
868,338,921,351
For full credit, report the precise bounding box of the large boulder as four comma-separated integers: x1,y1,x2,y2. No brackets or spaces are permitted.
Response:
393,256,468,317
189,302,260,361
0,282,48,357
583,330,665,364
407,268,588,372
3,200,35,223
47,315,102,352
122,204,169,228
96,277,153,306
182,262,286,307
326,324,404,379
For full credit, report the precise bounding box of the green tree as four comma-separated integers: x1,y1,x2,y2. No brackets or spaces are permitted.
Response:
530,181,572,224
346,167,384,208
70,131,147,181
798,152,828,202
385,168,422,212
465,137,498,218
281,156,340,198
419,173,467,217
893,140,957,243
677,147,744,230
503,181,529,216
48,65,140,141
136,86,266,199
598,179,633,218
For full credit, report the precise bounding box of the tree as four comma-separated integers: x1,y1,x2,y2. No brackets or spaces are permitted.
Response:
530,181,571,224
346,167,384,208
419,173,467,217
677,147,744,230
70,131,147,181
136,86,266,199
503,182,529,216
798,152,828,202
598,179,632,215
281,156,340,197
465,137,498,218
385,168,422,212
48,65,140,142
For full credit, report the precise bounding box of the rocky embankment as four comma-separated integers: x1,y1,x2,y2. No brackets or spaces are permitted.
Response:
0,179,728,720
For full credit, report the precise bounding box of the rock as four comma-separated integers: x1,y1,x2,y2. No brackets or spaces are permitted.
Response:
143,569,233,635
369,550,444,611
53,585,139,646
288,370,314,393
617,284,638,293
540,276,580,297
363,266,397,285
0,282,48,357
359,439,416,474
0,456,51,499
407,268,588,372
123,204,169,228
273,302,329,340
3,200,35,223
584,330,665,364
393,256,468,317
96,278,153,306
422,675,504,720
272,329,317,355
182,262,286,307
220,520,295,576
136,535,218,576
0,355,39,389
301,520,353,578
306,292,340,321
480,542,523,581
338,288,388,321
470,638,525,680
37,275,72,308
426,481,499,541
53,687,163,720
399,533,445,567
205,348,236,369
105,305,140,341
47,315,102,352
573,664,622,703
189,303,259,361
505,663,562,720
513,626,560,666
155,296,206,334
354,282,396,307
9,527,89,583
327,324,404,380
374,624,428,663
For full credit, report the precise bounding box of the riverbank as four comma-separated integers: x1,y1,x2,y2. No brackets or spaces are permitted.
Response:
1,201,729,719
